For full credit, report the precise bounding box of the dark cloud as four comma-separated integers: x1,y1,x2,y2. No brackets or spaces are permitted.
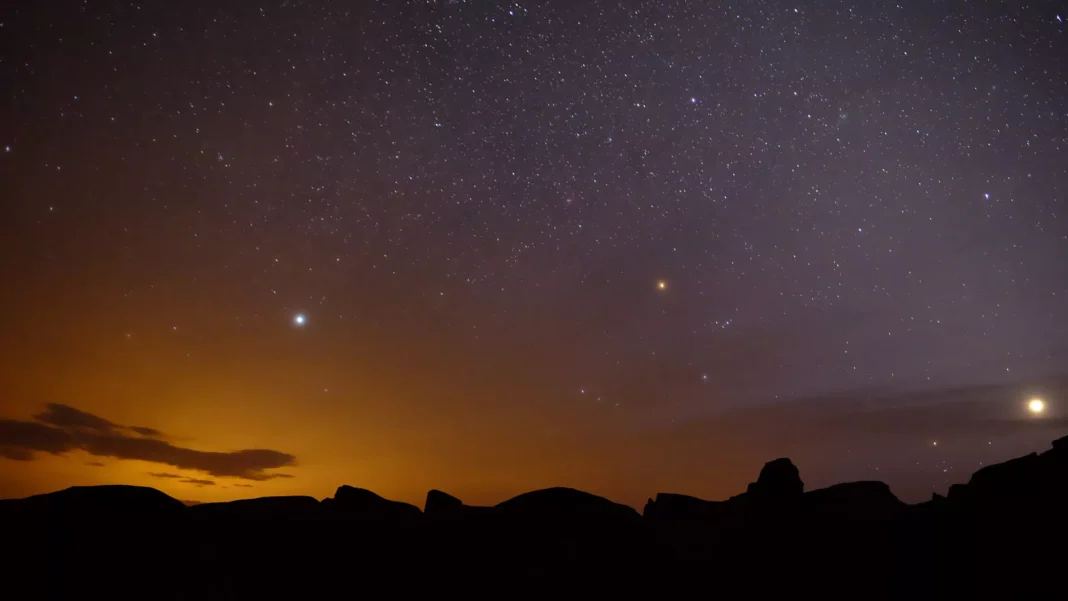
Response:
0,418,74,457
34,403,116,433
0,404,296,481
84,461,106,467
148,472,183,479
234,483,254,488
31,404,167,439
180,478,215,487
128,426,164,438
0,446,36,461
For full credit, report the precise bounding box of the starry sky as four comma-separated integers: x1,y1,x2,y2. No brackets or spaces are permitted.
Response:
2,0,1067,507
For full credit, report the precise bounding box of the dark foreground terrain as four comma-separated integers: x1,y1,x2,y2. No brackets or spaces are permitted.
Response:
3,434,1067,599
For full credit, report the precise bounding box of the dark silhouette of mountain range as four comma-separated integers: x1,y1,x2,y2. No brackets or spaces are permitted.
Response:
3,433,1066,599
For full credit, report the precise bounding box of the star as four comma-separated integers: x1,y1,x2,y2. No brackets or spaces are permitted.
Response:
4,0,1065,509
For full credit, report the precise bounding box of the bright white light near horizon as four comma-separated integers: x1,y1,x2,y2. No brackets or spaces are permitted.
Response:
293,314,306,326
1028,398,1045,415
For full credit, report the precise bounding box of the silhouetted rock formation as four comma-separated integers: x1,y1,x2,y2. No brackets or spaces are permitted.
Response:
803,481,904,520
424,489,463,514
645,458,806,525
190,495,322,520
4,433,1068,599
1054,434,1068,452
643,492,726,521
945,435,1068,513
646,472,901,530
745,457,804,501
321,485,421,519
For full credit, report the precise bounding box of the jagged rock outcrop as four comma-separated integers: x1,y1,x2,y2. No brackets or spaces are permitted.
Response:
424,489,463,514
643,492,726,521
1052,433,1068,452
321,485,421,519
746,457,804,502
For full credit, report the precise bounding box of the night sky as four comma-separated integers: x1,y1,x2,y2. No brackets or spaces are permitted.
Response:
2,0,1067,507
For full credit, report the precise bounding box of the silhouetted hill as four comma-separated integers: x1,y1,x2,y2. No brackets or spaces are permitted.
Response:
0,484,186,521
803,480,904,519
494,486,640,522
3,433,1067,599
190,495,322,520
